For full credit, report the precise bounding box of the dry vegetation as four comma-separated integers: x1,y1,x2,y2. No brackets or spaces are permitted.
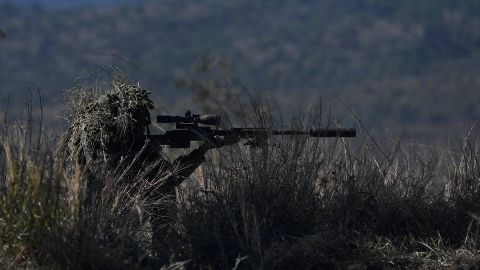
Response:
0,76,479,269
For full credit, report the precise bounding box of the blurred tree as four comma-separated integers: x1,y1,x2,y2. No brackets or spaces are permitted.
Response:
175,54,242,114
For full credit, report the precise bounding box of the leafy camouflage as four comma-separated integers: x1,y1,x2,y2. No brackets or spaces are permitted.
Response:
62,72,154,169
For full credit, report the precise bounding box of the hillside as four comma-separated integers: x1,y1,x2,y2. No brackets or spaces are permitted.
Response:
0,0,125,8
0,0,479,135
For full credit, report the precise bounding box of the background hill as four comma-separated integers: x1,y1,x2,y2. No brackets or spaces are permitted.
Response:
0,0,479,139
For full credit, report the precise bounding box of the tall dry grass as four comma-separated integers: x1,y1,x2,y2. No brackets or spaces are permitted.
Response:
0,98,161,269
0,94,479,269
170,100,480,269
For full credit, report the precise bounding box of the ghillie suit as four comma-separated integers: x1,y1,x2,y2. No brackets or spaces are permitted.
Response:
62,73,209,261
63,74,154,170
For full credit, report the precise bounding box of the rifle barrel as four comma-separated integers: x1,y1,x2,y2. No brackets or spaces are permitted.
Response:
217,128,356,138
274,128,356,137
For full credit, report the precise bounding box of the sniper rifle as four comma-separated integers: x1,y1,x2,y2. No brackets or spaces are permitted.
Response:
147,111,356,148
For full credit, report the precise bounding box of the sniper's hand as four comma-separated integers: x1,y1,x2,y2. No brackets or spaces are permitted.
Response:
198,135,241,152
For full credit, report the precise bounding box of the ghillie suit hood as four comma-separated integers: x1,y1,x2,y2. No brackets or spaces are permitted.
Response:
62,73,154,171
